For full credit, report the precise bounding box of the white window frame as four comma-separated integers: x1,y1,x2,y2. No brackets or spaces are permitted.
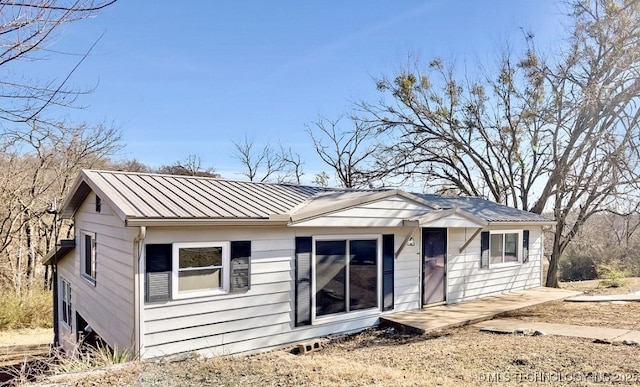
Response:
172,241,230,299
60,278,72,330
311,234,382,324
81,231,96,285
488,229,522,267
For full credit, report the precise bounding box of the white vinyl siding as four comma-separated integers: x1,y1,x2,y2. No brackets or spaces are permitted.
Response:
57,192,137,356
142,224,418,359
446,226,542,304
290,197,430,228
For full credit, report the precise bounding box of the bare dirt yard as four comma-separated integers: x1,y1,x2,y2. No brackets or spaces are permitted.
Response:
26,279,640,386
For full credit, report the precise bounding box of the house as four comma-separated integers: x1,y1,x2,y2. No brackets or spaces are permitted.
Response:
43,169,553,359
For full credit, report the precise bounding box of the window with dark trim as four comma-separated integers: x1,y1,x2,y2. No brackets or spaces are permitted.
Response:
81,232,96,283
490,232,519,264
145,241,251,302
173,242,229,297
61,278,72,328
295,234,393,326
480,230,529,268
314,236,379,318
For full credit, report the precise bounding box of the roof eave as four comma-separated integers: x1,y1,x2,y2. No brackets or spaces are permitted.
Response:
125,217,290,227
59,171,92,219
488,220,556,227
59,170,130,223
43,239,76,265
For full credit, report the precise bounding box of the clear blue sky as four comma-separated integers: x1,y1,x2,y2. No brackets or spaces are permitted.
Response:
35,1,565,184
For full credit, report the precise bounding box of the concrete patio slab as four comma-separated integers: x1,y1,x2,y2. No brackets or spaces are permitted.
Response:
615,331,640,344
380,287,581,334
476,318,640,344
565,294,640,302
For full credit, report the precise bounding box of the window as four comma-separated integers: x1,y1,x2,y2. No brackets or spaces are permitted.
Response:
61,279,72,328
145,241,250,302
95,196,101,212
488,230,521,265
81,232,96,283
313,236,380,318
172,242,230,298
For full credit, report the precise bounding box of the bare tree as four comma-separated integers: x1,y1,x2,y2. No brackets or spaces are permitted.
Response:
348,0,640,286
313,171,330,187
0,1,119,290
107,158,152,173
0,122,122,290
307,116,378,188
278,145,304,184
0,0,117,125
562,208,640,280
232,135,286,183
157,155,219,177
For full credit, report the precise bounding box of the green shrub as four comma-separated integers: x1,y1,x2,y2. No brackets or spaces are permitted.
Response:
597,261,630,288
0,287,52,329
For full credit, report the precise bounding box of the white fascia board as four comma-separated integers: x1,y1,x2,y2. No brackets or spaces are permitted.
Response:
125,218,289,227
488,220,556,227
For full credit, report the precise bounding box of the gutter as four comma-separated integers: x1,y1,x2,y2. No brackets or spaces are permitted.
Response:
48,206,60,348
52,258,59,347
125,218,289,227
488,220,556,227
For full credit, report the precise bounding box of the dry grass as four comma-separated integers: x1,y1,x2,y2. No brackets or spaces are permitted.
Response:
502,300,640,330
0,288,52,330
30,279,640,386
37,329,640,387
560,277,640,295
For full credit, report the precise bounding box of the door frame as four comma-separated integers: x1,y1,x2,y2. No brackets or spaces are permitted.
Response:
421,227,448,307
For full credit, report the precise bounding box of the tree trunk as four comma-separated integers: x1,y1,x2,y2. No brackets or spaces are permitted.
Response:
545,249,560,288
44,265,50,290
25,222,33,283
545,226,564,288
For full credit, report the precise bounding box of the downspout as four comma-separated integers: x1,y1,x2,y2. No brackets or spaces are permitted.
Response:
49,205,60,348
133,226,146,357
52,256,59,347
541,226,545,287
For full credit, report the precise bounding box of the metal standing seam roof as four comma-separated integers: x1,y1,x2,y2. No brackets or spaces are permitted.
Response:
61,170,553,225
415,194,553,223
62,170,329,221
